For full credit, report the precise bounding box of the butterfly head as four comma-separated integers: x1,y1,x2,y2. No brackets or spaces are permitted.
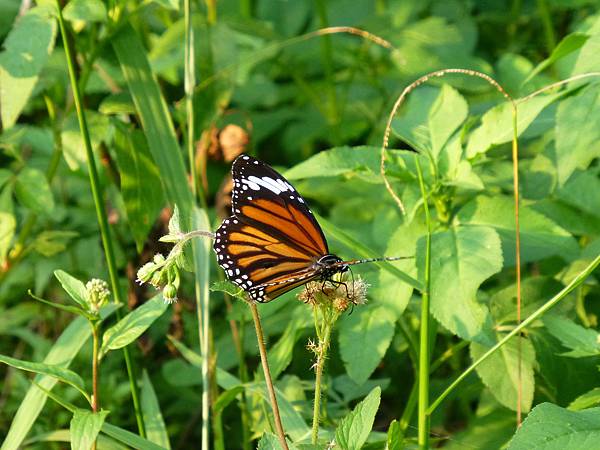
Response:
316,254,348,279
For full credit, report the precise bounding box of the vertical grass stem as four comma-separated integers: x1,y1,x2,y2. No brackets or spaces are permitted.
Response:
56,2,145,437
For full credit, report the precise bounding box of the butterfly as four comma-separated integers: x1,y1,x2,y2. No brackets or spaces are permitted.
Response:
213,155,404,303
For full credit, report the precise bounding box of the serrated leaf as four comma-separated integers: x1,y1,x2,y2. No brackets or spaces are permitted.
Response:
54,270,89,310
466,92,562,158
100,295,168,357
335,386,381,450
70,409,109,450
508,403,600,450
0,6,57,129
141,370,171,449
338,306,395,385
0,354,90,403
419,226,502,343
113,126,164,252
456,195,579,264
471,336,535,412
556,171,600,220
392,84,468,159
555,84,600,184
257,432,286,450
543,315,600,358
14,168,54,214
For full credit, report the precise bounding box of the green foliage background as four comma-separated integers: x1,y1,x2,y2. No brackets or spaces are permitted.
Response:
1,0,600,449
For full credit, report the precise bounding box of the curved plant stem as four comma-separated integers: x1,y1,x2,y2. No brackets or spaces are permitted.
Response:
415,156,432,450
427,254,600,416
56,2,145,437
249,302,289,450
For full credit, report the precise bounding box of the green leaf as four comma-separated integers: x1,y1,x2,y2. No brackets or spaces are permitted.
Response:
456,195,579,264
14,168,54,214
70,409,109,450
62,0,106,24
0,354,90,403
99,92,136,115
112,22,193,218
113,125,164,251
54,270,89,310
28,290,92,320
391,84,468,159
1,316,96,450
150,0,180,10
100,294,168,357
213,386,244,415
166,335,241,389
338,306,395,385
61,110,111,170
524,33,589,84
269,312,310,379
257,432,286,450
386,419,403,450
0,6,57,129
569,387,600,411
556,171,600,220
141,370,171,449
101,422,168,450
0,211,16,265
466,92,562,158
32,230,78,257
334,386,381,450
210,280,246,301
507,403,600,450
543,315,600,357
246,382,311,442
470,336,535,412
419,226,502,343
284,146,405,180
555,84,600,184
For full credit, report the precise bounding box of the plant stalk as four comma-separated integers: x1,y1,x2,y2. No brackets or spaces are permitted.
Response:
427,254,600,415
311,312,333,444
415,155,432,450
91,321,100,450
249,302,288,450
56,2,145,437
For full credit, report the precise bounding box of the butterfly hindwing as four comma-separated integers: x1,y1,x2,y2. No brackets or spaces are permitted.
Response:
214,155,329,302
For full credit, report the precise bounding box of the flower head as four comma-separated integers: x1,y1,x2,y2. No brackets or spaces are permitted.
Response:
86,278,110,312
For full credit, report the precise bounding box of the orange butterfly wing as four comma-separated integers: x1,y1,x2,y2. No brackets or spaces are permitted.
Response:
214,155,328,302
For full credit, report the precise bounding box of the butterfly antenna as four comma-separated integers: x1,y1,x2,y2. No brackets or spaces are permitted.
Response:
340,255,413,267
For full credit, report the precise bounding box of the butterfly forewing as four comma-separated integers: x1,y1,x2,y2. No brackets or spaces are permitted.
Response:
214,155,329,302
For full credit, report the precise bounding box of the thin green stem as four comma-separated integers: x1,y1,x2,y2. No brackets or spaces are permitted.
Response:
250,302,289,450
311,314,333,444
536,0,556,55
399,380,418,434
56,2,145,437
415,155,432,450
91,321,100,450
427,254,600,415
429,340,469,374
